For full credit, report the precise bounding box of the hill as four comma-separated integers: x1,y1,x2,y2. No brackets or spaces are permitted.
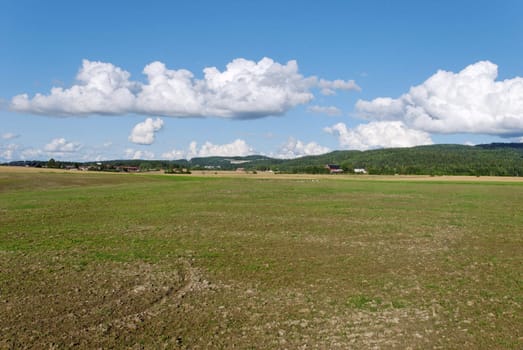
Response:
3,143,523,176
264,144,523,176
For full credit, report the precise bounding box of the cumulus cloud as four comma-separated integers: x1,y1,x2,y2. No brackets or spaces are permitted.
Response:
307,105,342,116
186,141,199,160
161,148,187,161
1,132,19,140
162,138,329,160
198,139,254,157
0,144,19,160
274,137,330,159
162,139,254,160
11,60,137,116
128,117,164,145
325,121,433,151
125,148,155,160
10,58,358,119
137,58,317,119
0,140,113,162
21,148,43,160
44,138,82,153
356,61,523,136
0,143,46,161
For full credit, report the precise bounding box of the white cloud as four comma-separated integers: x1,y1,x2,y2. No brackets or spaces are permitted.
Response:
128,117,164,145
0,144,45,161
318,78,360,95
0,144,19,160
0,141,114,162
274,137,330,159
1,132,19,140
356,61,523,136
161,139,254,160
198,139,254,157
10,58,359,119
44,138,82,153
21,148,43,160
162,138,329,160
93,155,107,162
325,121,433,151
137,58,317,119
307,105,342,116
161,148,187,161
186,141,199,160
11,60,137,116
125,148,155,160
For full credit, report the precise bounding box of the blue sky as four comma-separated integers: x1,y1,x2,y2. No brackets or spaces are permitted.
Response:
2,0,523,161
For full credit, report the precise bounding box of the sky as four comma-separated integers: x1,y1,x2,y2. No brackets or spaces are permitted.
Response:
1,0,523,162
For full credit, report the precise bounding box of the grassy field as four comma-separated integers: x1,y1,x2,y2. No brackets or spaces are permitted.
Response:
0,168,522,349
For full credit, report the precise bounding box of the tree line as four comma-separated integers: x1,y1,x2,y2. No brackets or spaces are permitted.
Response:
3,143,523,177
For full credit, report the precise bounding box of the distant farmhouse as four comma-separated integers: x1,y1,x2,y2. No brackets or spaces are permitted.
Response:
325,164,367,174
325,164,344,174
116,166,140,173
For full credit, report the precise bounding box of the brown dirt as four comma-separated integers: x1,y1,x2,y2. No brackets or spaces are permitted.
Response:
0,256,214,349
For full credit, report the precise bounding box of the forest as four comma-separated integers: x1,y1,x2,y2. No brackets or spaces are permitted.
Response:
3,143,523,176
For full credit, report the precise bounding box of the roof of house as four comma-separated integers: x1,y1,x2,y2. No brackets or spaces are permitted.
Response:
326,164,341,169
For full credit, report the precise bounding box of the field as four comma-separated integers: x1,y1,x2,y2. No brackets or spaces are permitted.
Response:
0,168,522,349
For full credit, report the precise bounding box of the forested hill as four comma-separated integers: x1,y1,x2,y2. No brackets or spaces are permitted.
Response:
266,144,523,176
3,143,523,176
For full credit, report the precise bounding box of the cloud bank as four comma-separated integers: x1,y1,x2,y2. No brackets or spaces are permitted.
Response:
162,139,254,160
0,144,19,160
125,149,156,160
0,138,82,161
356,61,523,136
325,121,433,150
129,117,164,145
274,137,330,158
161,138,329,160
11,58,359,119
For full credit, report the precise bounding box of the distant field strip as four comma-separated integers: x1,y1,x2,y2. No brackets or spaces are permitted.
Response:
0,169,521,349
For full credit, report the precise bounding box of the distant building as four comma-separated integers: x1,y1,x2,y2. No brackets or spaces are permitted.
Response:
354,168,367,174
325,164,344,174
116,166,139,172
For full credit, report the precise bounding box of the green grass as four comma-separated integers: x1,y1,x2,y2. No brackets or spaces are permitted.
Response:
0,171,522,349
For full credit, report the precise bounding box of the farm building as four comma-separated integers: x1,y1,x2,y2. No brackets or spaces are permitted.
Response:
115,166,140,172
325,164,344,174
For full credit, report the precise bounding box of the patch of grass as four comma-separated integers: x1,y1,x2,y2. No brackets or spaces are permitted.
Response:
347,295,381,310
391,299,408,309
345,295,408,311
